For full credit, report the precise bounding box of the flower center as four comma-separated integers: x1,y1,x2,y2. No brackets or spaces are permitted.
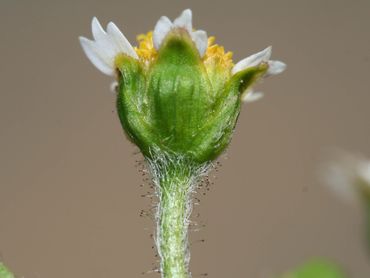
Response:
134,31,234,70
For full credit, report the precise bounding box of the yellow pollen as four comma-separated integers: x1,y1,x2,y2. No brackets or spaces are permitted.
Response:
203,36,234,69
134,31,157,61
134,32,234,69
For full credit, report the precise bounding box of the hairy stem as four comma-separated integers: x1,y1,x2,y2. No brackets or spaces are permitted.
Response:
158,171,192,277
148,154,209,278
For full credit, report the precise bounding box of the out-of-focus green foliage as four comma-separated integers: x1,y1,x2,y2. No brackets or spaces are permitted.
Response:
0,263,14,278
281,259,347,278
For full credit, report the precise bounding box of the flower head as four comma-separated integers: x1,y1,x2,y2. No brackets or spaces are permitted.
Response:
79,9,286,163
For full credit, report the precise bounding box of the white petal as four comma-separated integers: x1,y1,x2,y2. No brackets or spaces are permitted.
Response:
79,36,114,76
106,22,138,59
80,18,140,76
153,16,173,49
267,60,286,75
91,17,106,41
110,81,119,93
242,90,264,103
232,46,272,75
173,9,192,32
191,30,208,57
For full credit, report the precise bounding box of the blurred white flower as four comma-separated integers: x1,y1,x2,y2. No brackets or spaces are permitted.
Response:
321,150,370,202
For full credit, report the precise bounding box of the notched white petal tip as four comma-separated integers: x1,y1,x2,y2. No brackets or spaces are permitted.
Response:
173,9,192,32
267,60,287,75
232,46,272,75
80,17,137,76
106,21,138,59
79,36,114,76
242,90,264,103
91,17,106,40
152,9,207,57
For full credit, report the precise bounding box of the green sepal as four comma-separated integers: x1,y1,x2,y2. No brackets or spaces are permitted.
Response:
116,54,155,157
231,63,268,98
146,30,213,158
190,63,269,162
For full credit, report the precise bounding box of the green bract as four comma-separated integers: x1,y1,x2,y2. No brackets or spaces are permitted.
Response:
116,30,267,164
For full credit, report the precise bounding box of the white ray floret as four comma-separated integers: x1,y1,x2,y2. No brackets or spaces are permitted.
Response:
79,17,138,76
241,90,264,103
153,9,208,57
232,46,286,75
232,46,286,101
110,81,119,93
266,60,287,76
232,46,272,75
153,16,173,50
173,8,192,31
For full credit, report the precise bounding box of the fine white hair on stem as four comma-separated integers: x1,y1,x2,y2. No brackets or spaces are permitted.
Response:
146,148,211,277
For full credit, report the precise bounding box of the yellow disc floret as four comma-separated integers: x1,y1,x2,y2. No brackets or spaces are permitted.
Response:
134,32,233,71
203,36,234,70
134,31,157,62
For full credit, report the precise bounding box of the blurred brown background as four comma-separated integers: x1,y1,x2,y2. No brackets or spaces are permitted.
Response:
1,0,370,277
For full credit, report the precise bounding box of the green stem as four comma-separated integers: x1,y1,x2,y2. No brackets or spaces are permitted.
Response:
158,172,192,277
148,154,208,278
